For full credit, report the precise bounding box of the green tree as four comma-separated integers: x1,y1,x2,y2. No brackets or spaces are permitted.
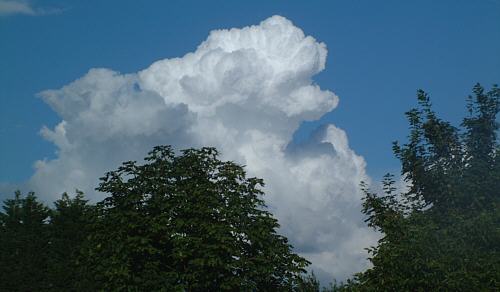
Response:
79,146,309,291
341,84,500,291
0,191,51,291
47,190,95,290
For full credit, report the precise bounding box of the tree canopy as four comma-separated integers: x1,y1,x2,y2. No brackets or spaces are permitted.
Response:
0,147,309,291
0,191,51,291
0,190,94,291
339,84,500,291
77,146,309,291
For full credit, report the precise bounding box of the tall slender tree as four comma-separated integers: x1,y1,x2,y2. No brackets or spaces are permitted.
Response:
0,191,51,291
340,84,500,291
47,191,94,290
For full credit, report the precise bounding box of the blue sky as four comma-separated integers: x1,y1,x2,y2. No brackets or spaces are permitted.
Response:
1,0,499,183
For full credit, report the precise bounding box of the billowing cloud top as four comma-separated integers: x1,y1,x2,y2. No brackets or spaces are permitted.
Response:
31,15,378,282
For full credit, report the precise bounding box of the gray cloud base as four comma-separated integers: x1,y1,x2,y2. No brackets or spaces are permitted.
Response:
29,16,379,282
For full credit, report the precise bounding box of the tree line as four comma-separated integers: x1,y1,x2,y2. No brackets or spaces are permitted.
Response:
0,84,498,291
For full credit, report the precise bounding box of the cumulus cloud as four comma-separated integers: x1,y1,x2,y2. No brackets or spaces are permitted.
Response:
28,16,378,282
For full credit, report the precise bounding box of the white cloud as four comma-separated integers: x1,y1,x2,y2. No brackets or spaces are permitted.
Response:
0,0,34,15
29,16,379,282
0,0,62,16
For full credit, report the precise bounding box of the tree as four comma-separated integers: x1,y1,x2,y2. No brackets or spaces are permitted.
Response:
79,146,309,291
341,84,500,291
0,191,51,291
47,191,95,290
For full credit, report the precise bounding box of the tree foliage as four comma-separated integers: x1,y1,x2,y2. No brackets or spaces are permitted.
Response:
0,191,51,291
48,191,95,290
0,147,309,290
341,84,500,291
0,191,93,291
78,146,309,291
0,147,309,291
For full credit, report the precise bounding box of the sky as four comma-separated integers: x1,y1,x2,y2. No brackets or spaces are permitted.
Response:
1,0,499,283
